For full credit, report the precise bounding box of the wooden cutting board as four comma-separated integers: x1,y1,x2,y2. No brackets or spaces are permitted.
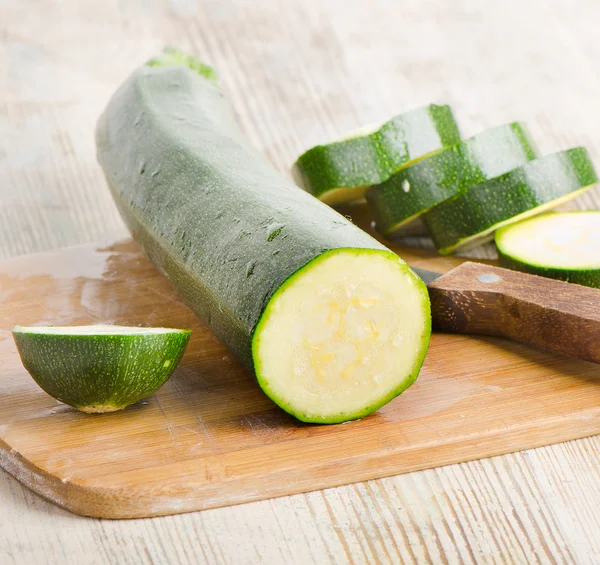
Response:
1,231,600,519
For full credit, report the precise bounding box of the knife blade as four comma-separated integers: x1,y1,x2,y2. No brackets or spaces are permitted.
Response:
411,261,600,365
411,267,443,286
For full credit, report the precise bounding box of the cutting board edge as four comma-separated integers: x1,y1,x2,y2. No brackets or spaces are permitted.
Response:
3,411,600,520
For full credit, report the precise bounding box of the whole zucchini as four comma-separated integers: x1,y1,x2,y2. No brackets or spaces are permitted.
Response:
96,51,431,424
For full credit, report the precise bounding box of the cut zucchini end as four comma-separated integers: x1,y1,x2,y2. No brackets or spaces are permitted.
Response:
438,185,595,255
12,325,191,413
252,249,431,424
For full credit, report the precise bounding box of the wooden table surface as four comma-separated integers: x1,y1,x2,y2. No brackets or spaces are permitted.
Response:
2,1,600,563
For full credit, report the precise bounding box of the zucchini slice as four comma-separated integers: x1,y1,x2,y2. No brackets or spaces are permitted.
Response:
366,122,537,237
292,105,460,206
423,148,598,255
496,211,600,288
12,325,191,413
96,52,431,424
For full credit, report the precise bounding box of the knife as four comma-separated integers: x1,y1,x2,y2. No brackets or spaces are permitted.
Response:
412,261,600,364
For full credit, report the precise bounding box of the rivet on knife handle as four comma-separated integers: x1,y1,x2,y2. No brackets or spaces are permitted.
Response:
427,261,600,364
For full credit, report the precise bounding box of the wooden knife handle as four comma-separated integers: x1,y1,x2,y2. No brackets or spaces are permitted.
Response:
428,261,600,364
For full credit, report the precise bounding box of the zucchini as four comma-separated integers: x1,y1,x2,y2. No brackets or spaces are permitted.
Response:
496,211,600,288
366,122,537,237
423,148,598,255
12,325,191,413
96,51,431,424
292,105,460,206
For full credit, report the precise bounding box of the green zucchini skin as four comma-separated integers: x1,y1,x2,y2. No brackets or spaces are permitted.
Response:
423,148,598,255
292,105,460,204
366,122,537,237
13,328,191,412
96,65,394,371
498,254,600,288
496,211,600,288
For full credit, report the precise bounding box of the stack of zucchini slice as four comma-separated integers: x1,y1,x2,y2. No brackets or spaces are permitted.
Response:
422,147,597,254
292,105,461,205
294,109,599,287
365,122,537,238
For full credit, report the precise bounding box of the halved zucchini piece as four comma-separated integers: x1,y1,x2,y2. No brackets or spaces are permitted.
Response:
423,148,598,255
496,211,600,288
292,105,460,206
253,249,431,423
366,122,537,237
12,325,191,413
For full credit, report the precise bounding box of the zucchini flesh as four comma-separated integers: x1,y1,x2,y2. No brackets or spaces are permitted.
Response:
96,54,431,424
366,122,537,237
496,211,600,288
423,148,598,255
292,105,460,206
12,325,191,413
254,249,429,421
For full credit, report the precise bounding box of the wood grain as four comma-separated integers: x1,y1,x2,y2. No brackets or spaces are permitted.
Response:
2,240,600,520
3,0,600,562
429,261,600,364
